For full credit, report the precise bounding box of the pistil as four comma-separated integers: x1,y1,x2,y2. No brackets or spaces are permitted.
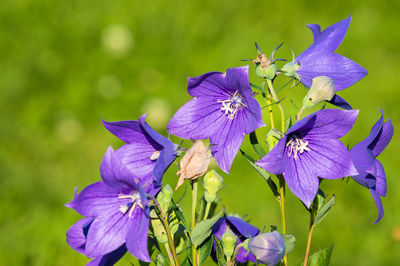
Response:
218,91,247,119
118,193,144,217
286,137,310,159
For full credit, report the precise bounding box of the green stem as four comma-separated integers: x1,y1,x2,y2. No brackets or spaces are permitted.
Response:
278,174,288,266
191,180,199,266
267,79,285,133
164,243,175,266
203,202,211,221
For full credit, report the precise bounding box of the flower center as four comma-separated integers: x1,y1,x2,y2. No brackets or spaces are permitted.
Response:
218,91,247,119
286,137,310,159
118,192,144,217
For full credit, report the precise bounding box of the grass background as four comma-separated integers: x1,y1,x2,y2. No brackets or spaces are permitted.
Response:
0,0,399,265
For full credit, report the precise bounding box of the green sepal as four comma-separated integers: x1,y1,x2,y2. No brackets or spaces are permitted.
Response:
282,234,296,254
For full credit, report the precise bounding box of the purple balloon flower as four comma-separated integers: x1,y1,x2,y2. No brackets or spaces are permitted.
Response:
167,66,264,173
284,16,368,109
256,109,359,207
66,147,152,262
350,110,393,223
212,216,260,263
102,114,177,190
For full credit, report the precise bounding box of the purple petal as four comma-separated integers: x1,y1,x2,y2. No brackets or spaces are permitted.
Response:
284,155,319,208
66,218,94,254
306,24,321,41
65,182,123,217
303,138,358,179
85,211,133,258
298,16,351,59
167,97,225,139
293,109,358,139
297,52,367,91
226,216,260,238
369,188,384,223
126,211,151,262
369,120,394,157
256,136,287,175
226,66,253,99
366,160,387,197
236,243,257,263
328,94,352,110
87,245,127,266
100,147,141,192
187,71,233,98
212,218,228,239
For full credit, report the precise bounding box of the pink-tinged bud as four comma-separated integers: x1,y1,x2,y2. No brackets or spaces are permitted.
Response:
248,231,285,266
175,140,211,190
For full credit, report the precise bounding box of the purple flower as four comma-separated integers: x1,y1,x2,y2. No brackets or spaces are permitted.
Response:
248,231,285,266
282,16,367,109
102,114,177,190
212,216,260,263
256,109,359,207
350,110,393,223
66,147,152,262
167,66,264,173
66,218,127,266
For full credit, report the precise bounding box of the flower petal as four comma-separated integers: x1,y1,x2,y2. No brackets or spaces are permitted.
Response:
366,159,387,197
85,211,133,258
327,94,352,110
187,71,233,98
369,120,394,157
226,66,253,99
304,138,358,179
126,211,151,262
87,245,127,266
369,188,384,224
66,218,93,254
102,118,154,146
306,24,321,41
284,155,319,208
256,136,287,175
226,216,260,238
350,144,376,188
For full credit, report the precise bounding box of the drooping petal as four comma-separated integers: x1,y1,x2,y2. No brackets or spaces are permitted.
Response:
87,245,127,266
66,218,94,254
297,52,367,91
167,97,225,139
126,211,151,262
369,188,384,224
298,16,351,59
226,216,260,238
304,138,358,179
256,136,287,175
369,120,394,157
102,119,156,146
328,94,352,110
65,182,123,217
366,159,387,197
284,155,319,208
85,212,133,258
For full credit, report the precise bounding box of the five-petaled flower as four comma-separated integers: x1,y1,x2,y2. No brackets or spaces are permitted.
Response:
350,110,393,223
212,216,260,263
167,66,264,173
281,16,368,109
256,109,359,207
66,147,153,262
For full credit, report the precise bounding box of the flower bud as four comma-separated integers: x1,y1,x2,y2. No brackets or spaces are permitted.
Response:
280,61,300,80
175,140,211,190
221,228,237,259
248,231,286,266
157,184,173,213
203,169,223,203
302,76,336,108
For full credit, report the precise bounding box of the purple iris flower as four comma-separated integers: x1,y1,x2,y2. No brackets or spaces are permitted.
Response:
66,147,152,262
66,217,127,266
102,114,177,190
285,16,367,109
350,110,393,223
212,216,260,263
167,66,264,173
256,109,359,207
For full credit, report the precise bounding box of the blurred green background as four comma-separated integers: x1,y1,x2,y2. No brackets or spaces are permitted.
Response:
1,0,399,265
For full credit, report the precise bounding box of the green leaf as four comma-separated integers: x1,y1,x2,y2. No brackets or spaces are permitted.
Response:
214,237,226,266
185,236,193,264
249,131,267,157
285,115,293,133
306,244,334,266
282,234,296,254
314,195,335,225
250,82,267,93
311,189,326,215
171,200,190,231
191,212,222,247
240,149,279,198
198,236,213,265
181,257,192,266
156,252,166,266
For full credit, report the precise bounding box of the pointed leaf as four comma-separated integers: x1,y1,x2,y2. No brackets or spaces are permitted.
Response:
314,195,335,225
214,237,226,266
191,212,222,247
282,234,296,254
198,236,213,265
171,200,190,231
250,82,267,93
249,131,267,157
306,244,334,266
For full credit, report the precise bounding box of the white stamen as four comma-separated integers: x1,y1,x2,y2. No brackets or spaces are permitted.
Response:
218,91,247,119
118,193,144,217
150,151,160,160
286,137,310,159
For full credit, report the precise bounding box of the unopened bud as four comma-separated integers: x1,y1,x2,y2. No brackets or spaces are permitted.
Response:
203,169,223,203
221,228,237,259
280,61,300,80
157,184,173,214
175,140,211,191
248,231,286,266
303,76,336,108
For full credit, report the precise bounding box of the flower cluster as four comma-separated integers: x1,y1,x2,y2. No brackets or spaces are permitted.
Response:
66,16,393,266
